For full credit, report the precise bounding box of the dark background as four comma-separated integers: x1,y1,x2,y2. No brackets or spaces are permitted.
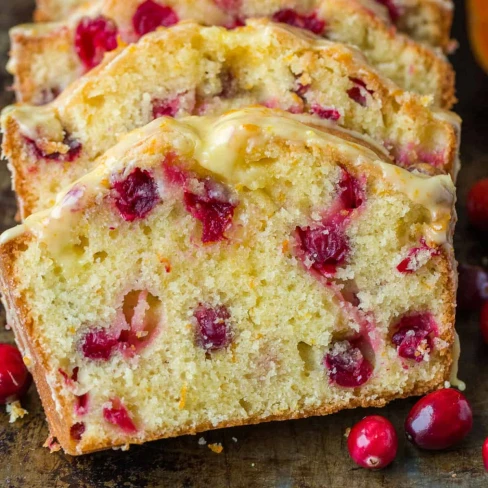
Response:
0,1,487,486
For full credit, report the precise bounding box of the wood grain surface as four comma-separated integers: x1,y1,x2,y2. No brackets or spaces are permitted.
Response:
1,2,488,487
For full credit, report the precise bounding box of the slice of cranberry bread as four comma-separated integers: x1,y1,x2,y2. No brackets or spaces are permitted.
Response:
13,0,455,107
2,20,460,219
393,0,454,51
0,108,457,455
33,0,453,52
34,0,96,22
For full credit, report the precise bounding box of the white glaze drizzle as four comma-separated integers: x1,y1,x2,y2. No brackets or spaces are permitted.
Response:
1,108,455,251
449,331,466,391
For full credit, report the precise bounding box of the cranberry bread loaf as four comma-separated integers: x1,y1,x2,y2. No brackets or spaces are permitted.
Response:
0,108,457,455
13,0,455,107
2,20,460,219
33,0,453,51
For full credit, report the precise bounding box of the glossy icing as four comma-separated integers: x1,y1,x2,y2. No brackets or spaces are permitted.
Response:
1,108,455,250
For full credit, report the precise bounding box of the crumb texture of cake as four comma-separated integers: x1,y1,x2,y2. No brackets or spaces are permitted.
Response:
2,20,460,219
14,0,455,107
34,0,98,22
0,108,456,455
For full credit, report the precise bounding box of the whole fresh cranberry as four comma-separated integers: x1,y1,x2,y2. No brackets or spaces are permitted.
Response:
483,437,488,471
480,302,488,344
324,340,373,387
132,0,179,37
347,415,398,469
457,264,488,310
467,179,488,232
405,389,473,450
74,16,118,70
0,344,32,404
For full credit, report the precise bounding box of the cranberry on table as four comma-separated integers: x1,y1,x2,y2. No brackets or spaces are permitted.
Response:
483,437,488,471
467,178,488,232
405,388,473,450
457,264,488,311
0,343,32,404
347,415,398,469
480,301,488,344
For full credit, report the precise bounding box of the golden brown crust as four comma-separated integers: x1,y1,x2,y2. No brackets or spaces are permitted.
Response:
1,117,39,219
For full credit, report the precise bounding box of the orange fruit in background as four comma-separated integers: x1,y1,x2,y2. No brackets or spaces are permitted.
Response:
467,0,488,73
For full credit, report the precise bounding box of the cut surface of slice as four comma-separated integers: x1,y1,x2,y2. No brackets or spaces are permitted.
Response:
0,108,457,455
15,0,455,107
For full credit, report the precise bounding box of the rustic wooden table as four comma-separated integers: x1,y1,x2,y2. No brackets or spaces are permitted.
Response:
1,1,487,487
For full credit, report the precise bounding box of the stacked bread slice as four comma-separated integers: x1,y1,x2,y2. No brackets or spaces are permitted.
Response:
0,0,460,455
10,0,455,106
